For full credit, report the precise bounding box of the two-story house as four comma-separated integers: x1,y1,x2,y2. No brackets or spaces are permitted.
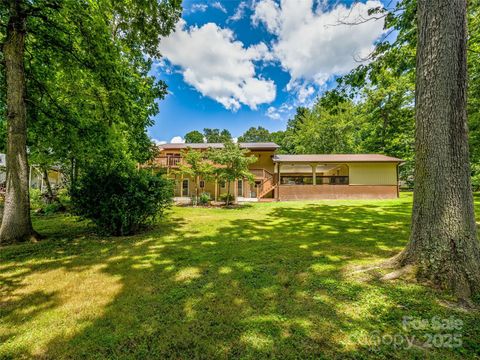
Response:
151,142,403,202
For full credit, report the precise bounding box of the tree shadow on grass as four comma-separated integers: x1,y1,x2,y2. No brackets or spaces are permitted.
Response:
1,200,479,359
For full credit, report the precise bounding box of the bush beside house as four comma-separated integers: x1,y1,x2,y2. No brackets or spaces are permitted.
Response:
71,165,173,236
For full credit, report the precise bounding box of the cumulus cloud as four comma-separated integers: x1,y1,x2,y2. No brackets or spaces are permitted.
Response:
228,1,248,22
211,1,227,13
170,136,185,144
252,0,385,86
297,85,315,104
152,139,167,145
251,0,281,33
190,3,208,13
159,20,276,111
266,106,281,120
265,102,294,120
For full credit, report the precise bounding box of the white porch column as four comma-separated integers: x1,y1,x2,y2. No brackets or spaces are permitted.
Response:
312,163,317,185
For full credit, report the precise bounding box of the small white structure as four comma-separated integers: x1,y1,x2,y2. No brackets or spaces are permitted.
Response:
0,153,63,190
0,153,6,183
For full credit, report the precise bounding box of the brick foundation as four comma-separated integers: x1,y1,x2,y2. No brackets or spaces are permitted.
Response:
277,185,398,200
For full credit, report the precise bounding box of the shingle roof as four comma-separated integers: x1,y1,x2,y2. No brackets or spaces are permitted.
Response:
273,154,404,163
159,142,280,150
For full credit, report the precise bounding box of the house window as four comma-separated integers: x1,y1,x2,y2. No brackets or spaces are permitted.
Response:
316,176,349,185
237,179,243,197
182,179,189,196
200,180,205,188
280,176,313,185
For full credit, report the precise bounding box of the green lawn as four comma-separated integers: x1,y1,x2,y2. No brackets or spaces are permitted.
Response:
1,193,479,359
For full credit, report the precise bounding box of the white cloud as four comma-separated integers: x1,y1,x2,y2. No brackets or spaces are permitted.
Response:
228,1,248,22
212,1,227,13
297,85,315,104
152,139,167,145
190,3,208,13
266,106,281,120
252,0,385,85
159,20,276,111
245,42,275,62
170,136,185,143
251,0,281,33
265,102,294,120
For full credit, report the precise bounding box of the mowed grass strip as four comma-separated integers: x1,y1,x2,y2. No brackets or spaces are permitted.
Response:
1,193,479,359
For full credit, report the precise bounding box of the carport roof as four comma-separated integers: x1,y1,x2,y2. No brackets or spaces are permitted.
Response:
273,154,404,163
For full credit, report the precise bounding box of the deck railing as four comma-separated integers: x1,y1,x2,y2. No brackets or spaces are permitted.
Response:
250,169,265,178
154,156,183,167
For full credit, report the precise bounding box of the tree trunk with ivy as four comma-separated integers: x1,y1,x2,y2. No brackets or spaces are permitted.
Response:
395,0,480,300
0,1,38,244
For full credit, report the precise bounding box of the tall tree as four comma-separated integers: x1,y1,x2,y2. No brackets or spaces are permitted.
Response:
392,0,480,300
203,128,232,143
238,126,271,143
0,0,181,244
208,142,256,206
184,130,204,143
177,148,214,204
1,0,37,242
283,93,363,155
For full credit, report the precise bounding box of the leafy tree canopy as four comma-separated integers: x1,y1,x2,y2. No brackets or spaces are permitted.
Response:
0,0,182,183
238,126,271,143
184,130,204,143
203,128,232,143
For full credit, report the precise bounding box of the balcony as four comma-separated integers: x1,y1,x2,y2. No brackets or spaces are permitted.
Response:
153,155,183,168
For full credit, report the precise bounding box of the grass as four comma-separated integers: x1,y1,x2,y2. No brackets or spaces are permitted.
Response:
1,193,480,359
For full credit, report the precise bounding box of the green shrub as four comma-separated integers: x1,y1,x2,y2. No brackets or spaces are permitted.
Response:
71,165,174,236
30,188,42,210
30,187,68,214
219,193,234,204
57,188,71,206
198,192,211,205
43,202,65,215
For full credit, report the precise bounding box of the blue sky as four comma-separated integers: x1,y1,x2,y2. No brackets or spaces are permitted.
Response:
149,0,388,143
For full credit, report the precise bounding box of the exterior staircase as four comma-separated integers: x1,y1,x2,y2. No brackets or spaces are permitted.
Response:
256,169,277,199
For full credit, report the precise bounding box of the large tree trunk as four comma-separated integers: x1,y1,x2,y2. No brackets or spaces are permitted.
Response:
396,0,480,300
0,1,38,244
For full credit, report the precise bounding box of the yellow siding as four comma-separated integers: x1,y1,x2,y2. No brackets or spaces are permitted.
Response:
248,151,275,173
159,149,182,156
348,163,397,185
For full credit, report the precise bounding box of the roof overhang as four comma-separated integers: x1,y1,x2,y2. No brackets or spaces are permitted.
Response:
273,154,404,163
159,142,280,151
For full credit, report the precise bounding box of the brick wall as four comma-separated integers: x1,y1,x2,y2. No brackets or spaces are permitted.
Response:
278,185,398,200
